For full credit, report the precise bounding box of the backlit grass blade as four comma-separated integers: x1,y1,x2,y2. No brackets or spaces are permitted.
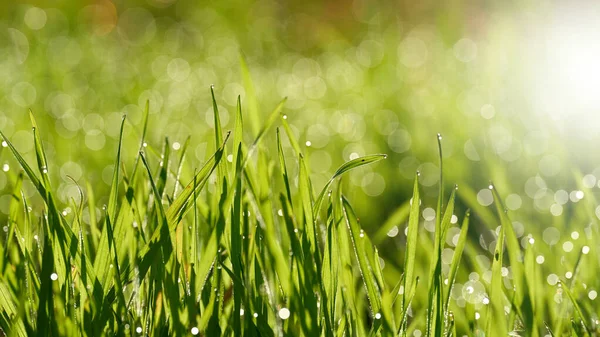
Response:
444,210,470,313
28,110,51,188
246,97,286,159
165,131,229,228
489,185,534,333
299,154,317,255
232,95,244,177
0,282,27,337
425,133,452,337
131,99,150,183
171,136,191,199
341,196,382,323
399,276,420,335
280,114,302,157
0,129,45,198
93,115,126,295
560,280,591,335
5,172,23,256
485,184,508,336
276,128,293,206
103,117,127,234
402,173,420,318
94,116,125,295
239,51,260,136
313,154,387,218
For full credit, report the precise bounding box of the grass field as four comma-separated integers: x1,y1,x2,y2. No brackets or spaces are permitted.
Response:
1,2,600,337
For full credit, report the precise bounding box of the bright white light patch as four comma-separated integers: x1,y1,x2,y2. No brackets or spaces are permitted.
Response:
278,308,291,320
532,5,600,137
191,327,199,335
50,273,58,281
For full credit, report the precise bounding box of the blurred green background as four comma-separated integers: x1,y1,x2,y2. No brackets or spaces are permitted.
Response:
1,0,599,314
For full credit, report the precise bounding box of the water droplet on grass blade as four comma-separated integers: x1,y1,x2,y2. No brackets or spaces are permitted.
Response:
278,308,291,320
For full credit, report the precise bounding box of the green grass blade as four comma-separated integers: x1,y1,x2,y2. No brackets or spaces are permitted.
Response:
131,99,150,183
313,154,387,218
485,184,508,336
444,210,470,313
559,280,591,335
403,173,420,317
341,196,382,322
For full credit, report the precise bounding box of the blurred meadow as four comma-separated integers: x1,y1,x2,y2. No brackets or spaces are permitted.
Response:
2,0,600,336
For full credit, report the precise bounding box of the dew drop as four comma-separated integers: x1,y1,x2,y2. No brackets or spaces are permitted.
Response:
191,327,199,335
282,115,288,120
50,273,58,281
278,307,291,320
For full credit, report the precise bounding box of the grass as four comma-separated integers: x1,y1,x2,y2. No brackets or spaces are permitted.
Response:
0,78,599,336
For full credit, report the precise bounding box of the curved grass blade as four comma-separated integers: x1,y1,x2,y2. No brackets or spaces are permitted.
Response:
313,154,387,218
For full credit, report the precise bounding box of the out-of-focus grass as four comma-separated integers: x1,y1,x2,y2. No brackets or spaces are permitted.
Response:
0,1,600,336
